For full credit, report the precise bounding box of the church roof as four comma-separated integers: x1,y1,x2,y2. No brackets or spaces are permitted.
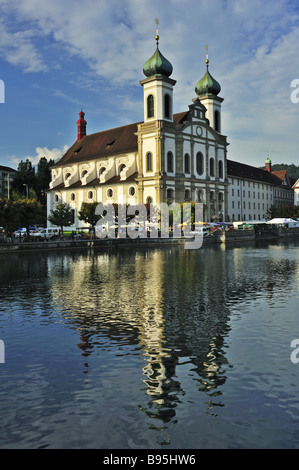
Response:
54,111,196,167
56,121,142,167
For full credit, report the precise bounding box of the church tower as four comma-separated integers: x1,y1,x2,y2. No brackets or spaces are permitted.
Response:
136,21,176,205
77,109,87,141
195,47,223,133
140,20,176,123
265,155,272,172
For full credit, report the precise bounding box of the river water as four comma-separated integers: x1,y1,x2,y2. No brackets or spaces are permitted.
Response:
0,239,299,449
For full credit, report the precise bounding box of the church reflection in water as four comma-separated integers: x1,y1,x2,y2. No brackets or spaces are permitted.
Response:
46,243,296,432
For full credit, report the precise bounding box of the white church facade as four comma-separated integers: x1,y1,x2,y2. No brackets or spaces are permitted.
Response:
47,32,229,229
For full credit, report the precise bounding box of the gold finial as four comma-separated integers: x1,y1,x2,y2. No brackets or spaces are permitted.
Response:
205,45,209,67
155,18,159,44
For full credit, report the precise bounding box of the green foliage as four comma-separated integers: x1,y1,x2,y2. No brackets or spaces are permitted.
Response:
266,204,299,219
48,202,74,232
78,202,101,228
11,159,36,197
261,163,299,180
10,157,54,206
0,197,45,233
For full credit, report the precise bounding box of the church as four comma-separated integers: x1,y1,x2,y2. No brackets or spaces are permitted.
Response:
47,30,230,229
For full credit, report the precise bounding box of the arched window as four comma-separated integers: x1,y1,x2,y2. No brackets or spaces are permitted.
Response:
214,110,220,132
147,94,154,118
210,158,215,177
107,188,113,198
196,152,204,175
88,190,94,199
184,153,190,174
218,160,223,179
167,188,174,199
164,94,171,119
146,152,153,172
70,193,76,201
197,190,203,203
167,151,174,173
146,197,153,204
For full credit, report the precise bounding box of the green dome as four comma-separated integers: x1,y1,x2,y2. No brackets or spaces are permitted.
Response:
143,44,173,78
195,65,221,97
265,156,271,164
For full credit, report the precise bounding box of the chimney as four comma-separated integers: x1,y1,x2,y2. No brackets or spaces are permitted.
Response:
77,109,87,141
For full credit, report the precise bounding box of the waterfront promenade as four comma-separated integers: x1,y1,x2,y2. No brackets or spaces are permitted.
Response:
0,227,299,253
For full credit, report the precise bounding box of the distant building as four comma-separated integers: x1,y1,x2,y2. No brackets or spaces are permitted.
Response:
293,178,299,206
227,156,294,222
0,165,15,198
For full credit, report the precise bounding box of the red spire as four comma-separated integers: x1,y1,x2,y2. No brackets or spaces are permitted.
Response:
77,109,87,141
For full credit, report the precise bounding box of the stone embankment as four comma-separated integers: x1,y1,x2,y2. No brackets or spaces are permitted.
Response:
0,227,298,253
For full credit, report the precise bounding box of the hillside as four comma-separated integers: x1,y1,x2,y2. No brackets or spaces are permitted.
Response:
259,163,299,180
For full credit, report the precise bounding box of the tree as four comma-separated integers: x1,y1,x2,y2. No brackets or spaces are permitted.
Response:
48,202,74,234
266,204,299,219
35,157,55,206
11,159,36,197
13,198,45,237
0,196,45,233
78,202,101,231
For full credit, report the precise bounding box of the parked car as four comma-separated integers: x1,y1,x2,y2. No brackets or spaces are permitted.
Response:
30,228,60,239
14,228,27,238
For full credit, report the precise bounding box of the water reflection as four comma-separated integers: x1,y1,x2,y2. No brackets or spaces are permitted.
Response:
45,242,297,428
0,239,298,448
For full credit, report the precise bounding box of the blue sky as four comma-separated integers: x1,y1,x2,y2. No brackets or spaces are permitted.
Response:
0,0,298,170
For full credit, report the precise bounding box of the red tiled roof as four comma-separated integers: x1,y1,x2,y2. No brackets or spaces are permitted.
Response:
271,170,286,181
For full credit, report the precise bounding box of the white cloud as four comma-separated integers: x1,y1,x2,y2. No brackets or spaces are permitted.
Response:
1,0,299,167
10,145,69,167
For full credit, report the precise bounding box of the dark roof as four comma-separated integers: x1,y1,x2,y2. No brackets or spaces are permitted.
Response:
0,165,16,172
227,159,287,187
54,112,195,168
56,122,142,167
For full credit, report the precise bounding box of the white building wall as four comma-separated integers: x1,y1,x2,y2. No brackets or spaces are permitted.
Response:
227,177,274,222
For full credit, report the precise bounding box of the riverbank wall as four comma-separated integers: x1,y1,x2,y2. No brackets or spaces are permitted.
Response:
1,227,299,253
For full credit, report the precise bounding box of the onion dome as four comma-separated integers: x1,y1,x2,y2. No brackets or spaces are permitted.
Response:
265,156,271,164
143,32,173,78
195,52,221,97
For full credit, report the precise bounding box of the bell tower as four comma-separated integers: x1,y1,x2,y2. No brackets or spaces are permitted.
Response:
140,19,176,123
195,47,223,133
